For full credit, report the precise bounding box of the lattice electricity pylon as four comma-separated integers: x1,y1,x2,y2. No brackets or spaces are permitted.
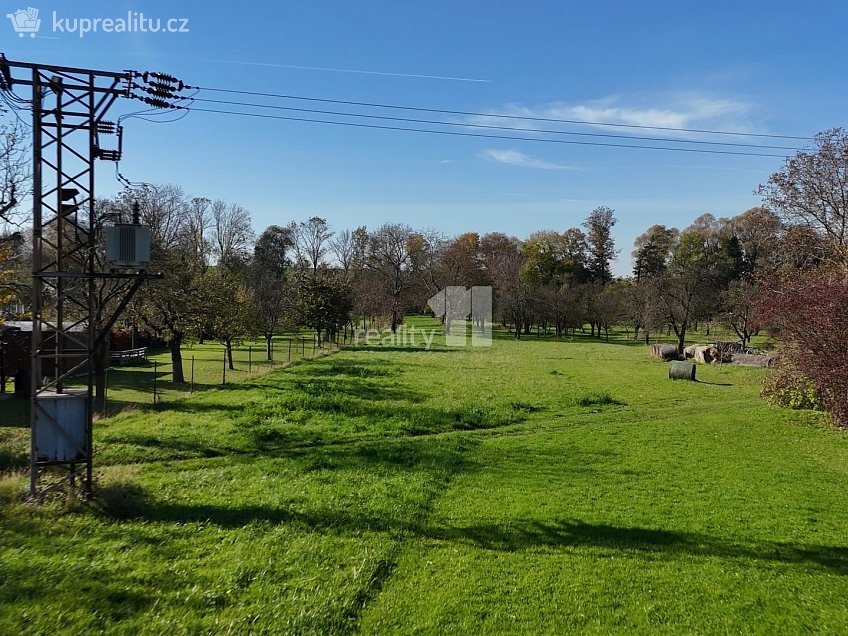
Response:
0,54,182,498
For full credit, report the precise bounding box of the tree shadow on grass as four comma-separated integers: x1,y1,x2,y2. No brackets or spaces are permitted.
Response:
95,434,475,525
344,343,465,354
98,433,231,460
0,558,155,619
430,518,848,574
95,483,848,576
0,396,29,428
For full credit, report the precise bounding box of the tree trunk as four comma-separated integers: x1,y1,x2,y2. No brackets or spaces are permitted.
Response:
265,333,273,361
676,324,688,355
225,338,234,370
170,334,185,383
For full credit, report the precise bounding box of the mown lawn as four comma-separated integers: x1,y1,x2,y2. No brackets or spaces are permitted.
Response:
2,316,846,633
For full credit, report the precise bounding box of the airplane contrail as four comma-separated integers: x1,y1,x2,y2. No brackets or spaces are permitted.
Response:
204,58,492,83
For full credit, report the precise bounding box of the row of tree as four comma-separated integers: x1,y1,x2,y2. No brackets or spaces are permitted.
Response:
2,114,848,426
0,185,835,390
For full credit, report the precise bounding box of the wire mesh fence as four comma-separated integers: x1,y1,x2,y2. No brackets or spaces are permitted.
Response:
98,332,350,416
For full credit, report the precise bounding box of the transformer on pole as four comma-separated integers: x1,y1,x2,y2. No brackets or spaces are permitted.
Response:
0,54,185,498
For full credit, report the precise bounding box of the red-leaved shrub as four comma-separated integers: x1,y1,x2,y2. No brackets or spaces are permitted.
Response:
755,271,848,426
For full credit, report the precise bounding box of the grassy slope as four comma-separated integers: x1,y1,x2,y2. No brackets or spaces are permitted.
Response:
2,317,847,633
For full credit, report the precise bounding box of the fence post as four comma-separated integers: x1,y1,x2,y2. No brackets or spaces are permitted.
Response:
301,337,305,357
190,356,195,393
222,348,227,385
248,346,252,374
288,339,292,362
103,367,108,417
312,338,316,357
153,360,158,405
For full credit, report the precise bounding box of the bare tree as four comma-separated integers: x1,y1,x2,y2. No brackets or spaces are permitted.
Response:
760,128,848,273
627,278,665,344
295,216,332,276
480,232,527,337
722,279,760,346
594,281,627,341
329,228,354,278
368,223,415,333
211,200,254,267
131,186,204,383
137,184,190,250
0,116,30,225
183,197,212,264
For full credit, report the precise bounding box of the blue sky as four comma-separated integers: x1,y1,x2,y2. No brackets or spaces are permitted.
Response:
3,1,846,274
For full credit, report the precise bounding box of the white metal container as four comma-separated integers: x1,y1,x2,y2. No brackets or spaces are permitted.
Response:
34,390,88,462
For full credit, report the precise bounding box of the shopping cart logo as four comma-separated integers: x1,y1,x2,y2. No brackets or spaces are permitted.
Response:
6,7,41,37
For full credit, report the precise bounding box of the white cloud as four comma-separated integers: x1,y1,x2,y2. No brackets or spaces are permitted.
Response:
479,148,578,170
469,92,759,138
439,159,456,164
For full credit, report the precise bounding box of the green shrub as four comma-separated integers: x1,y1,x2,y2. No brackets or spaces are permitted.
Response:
762,358,822,411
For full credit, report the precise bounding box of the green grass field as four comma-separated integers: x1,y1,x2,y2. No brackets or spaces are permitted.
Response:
2,316,847,633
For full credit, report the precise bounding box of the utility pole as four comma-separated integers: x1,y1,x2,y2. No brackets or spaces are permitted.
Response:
0,54,186,498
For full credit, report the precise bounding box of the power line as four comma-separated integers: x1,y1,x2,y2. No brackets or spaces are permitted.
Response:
189,96,802,151
194,85,810,141
186,105,791,158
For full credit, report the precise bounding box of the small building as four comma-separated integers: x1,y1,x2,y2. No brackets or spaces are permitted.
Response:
0,322,90,394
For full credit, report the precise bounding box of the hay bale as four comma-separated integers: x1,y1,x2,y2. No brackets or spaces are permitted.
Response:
651,344,679,361
683,344,699,359
669,360,696,381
